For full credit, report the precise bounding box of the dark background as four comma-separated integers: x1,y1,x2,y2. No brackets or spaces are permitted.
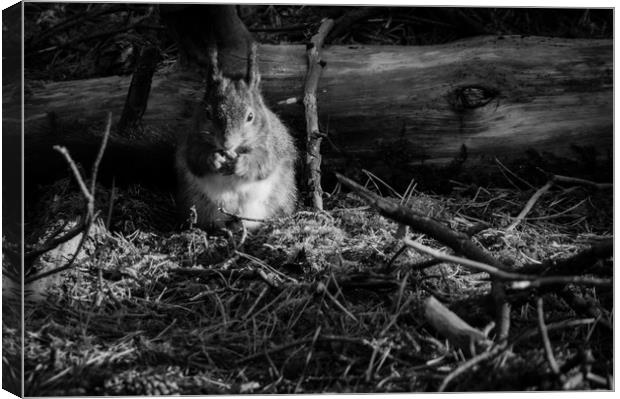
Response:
24,4,612,81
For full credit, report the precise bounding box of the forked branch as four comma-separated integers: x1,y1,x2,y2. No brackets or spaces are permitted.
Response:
25,113,112,284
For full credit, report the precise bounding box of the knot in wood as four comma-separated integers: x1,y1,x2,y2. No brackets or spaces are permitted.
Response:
449,85,498,112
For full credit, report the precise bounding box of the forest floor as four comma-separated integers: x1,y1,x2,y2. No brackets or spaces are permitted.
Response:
9,167,613,394
2,4,613,395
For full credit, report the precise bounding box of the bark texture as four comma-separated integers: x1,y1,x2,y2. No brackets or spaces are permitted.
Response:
12,36,612,188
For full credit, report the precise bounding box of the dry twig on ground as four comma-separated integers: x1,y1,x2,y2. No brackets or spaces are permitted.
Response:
404,238,611,289
506,180,554,231
507,172,612,231
423,296,492,357
536,297,561,378
519,238,612,276
335,172,512,341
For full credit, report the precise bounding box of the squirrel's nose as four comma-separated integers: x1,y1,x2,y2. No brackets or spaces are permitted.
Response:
223,137,240,153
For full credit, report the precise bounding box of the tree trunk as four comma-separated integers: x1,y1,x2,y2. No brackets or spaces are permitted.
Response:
13,35,612,189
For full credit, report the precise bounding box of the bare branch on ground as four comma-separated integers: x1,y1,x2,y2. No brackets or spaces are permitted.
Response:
423,295,492,357
25,113,112,284
335,172,512,341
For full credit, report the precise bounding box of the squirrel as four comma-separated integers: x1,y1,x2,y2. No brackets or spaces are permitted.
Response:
175,43,298,230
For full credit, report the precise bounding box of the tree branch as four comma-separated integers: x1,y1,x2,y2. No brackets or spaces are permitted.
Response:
519,239,612,276
335,172,512,340
404,238,611,289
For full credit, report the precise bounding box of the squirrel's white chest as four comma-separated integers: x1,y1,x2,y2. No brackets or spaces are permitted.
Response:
189,168,279,221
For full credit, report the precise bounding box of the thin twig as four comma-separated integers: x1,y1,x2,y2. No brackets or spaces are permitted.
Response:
90,113,112,196
24,218,86,261
105,176,117,229
362,169,403,199
25,211,100,284
439,317,597,391
558,288,612,331
236,250,298,284
404,238,611,289
400,177,417,205
365,342,379,382
218,207,268,224
386,245,408,268
403,238,527,280
506,180,554,231
515,318,596,343
438,343,506,391
519,238,613,276
237,223,248,249
317,282,358,322
495,157,535,189
173,267,259,281
53,146,93,203
522,198,586,221
25,113,112,283
464,221,491,237
508,275,611,289
585,372,611,387
536,297,561,376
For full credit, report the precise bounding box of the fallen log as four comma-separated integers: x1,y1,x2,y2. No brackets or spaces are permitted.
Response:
10,35,612,188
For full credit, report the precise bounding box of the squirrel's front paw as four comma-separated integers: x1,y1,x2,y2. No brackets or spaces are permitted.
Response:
234,153,252,177
209,152,228,171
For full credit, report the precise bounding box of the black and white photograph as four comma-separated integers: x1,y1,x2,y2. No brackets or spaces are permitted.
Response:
1,1,615,395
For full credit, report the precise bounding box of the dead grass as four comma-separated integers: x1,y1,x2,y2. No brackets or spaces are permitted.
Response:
10,173,613,394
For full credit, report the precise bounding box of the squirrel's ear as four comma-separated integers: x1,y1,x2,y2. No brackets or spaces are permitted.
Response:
246,42,260,88
207,46,223,88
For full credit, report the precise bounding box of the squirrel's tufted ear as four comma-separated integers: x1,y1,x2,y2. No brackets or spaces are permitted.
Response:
246,42,260,88
207,46,223,90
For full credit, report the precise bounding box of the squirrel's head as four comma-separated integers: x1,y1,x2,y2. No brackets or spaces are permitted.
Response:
200,43,266,154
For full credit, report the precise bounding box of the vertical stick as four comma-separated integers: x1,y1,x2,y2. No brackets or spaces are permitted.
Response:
303,19,334,210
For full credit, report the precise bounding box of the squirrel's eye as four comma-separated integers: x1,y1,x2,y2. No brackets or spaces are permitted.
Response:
246,112,254,123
